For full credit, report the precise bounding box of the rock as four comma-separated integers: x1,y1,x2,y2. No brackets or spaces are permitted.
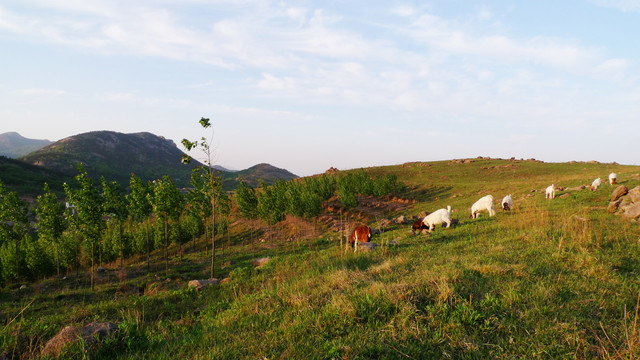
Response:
611,186,629,202
558,193,571,198
379,219,392,228
188,279,219,290
629,186,640,203
566,185,586,191
42,322,118,357
396,215,407,224
419,211,429,218
622,204,640,220
252,257,270,267
608,200,622,213
356,242,378,251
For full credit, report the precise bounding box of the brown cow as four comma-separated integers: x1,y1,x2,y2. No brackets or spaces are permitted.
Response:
349,225,373,252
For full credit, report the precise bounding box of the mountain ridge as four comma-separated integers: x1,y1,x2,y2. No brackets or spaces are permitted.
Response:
12,130,297,192
0,132,53,158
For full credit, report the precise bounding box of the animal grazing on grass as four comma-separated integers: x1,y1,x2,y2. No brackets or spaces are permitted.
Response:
501,194,513,211
590,178,602,191
411,219,429,234
545,185,555,199
609,173,617,185
349,225,373,252
422,206,452,232
471,195,495,219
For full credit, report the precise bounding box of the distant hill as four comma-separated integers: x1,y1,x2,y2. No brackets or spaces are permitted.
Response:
0,132,52,158
222,163,298,189
0,156,73,199
19,131,204,188
15,130,298,193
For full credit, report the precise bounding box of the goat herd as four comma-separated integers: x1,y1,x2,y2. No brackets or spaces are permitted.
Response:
347,172,619,252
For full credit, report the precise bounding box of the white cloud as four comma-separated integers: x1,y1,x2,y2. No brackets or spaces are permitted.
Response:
588,0,640,11
20,88,66,96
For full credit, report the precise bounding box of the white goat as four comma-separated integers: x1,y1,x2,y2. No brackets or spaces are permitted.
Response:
422,206,452,232
545,185,555,199
609,173,617,185
501,194,513,211
590,177,602,191
470,195,495,219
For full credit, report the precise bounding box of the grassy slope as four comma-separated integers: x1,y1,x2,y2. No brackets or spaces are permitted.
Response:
3,158,640,359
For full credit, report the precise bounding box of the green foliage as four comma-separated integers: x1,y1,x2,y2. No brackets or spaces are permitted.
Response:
235,180,258,221
257,180,287,225
64,164,104,254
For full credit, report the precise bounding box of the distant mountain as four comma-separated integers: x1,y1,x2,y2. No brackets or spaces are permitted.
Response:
19,131,201,188
0,132,52,158
222,163,298,189
17,130,298,192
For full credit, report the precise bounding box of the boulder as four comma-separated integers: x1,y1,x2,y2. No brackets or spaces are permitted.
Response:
188,279,219,290
558,193,571,198
252,257,271,267
611,185,629,202
629,186,640,203
356,242,378,251
396,215,407,224
379,219,393,229
622,204,640,220
607,200,622,213
42,322,118,358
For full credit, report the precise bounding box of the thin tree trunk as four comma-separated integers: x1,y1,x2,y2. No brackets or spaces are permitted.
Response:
164,216,168,276
15,239,19,284
119,221,124,270
145,220,150,270
56,243,60,276
91,240,95,291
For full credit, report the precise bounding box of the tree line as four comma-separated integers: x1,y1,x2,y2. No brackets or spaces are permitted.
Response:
0,164,401,287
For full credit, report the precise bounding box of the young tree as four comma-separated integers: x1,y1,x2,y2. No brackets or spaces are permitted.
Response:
126,174,153,269
102,178,128,270
181,117,221,279
235,180,258,249
35,183,66,276
63,165,104,291
151,176,184,275
0,180,30,283
186,167,212,254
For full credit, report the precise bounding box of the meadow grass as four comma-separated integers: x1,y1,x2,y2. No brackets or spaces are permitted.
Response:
2,158,640,359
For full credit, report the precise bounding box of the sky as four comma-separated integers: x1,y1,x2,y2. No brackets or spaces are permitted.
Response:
1,0,640,176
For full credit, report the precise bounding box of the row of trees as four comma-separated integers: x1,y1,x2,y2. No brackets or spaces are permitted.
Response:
0,164,230,288
0,163,400,287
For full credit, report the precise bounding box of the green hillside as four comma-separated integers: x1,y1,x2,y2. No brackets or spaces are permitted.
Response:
19,131,199,188
2,158,640,359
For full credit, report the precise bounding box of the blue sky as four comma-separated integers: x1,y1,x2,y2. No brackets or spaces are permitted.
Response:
1,0,639,176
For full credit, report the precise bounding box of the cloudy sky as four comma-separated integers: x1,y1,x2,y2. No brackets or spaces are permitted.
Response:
1,0,639,176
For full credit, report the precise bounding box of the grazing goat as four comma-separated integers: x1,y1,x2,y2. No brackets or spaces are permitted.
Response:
411,219,429,234
422,206,452,232
545,184,555,199
349,225,373,252
609,173,617,185
501,194,513,211
590,178,602,191
471,195,495,219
